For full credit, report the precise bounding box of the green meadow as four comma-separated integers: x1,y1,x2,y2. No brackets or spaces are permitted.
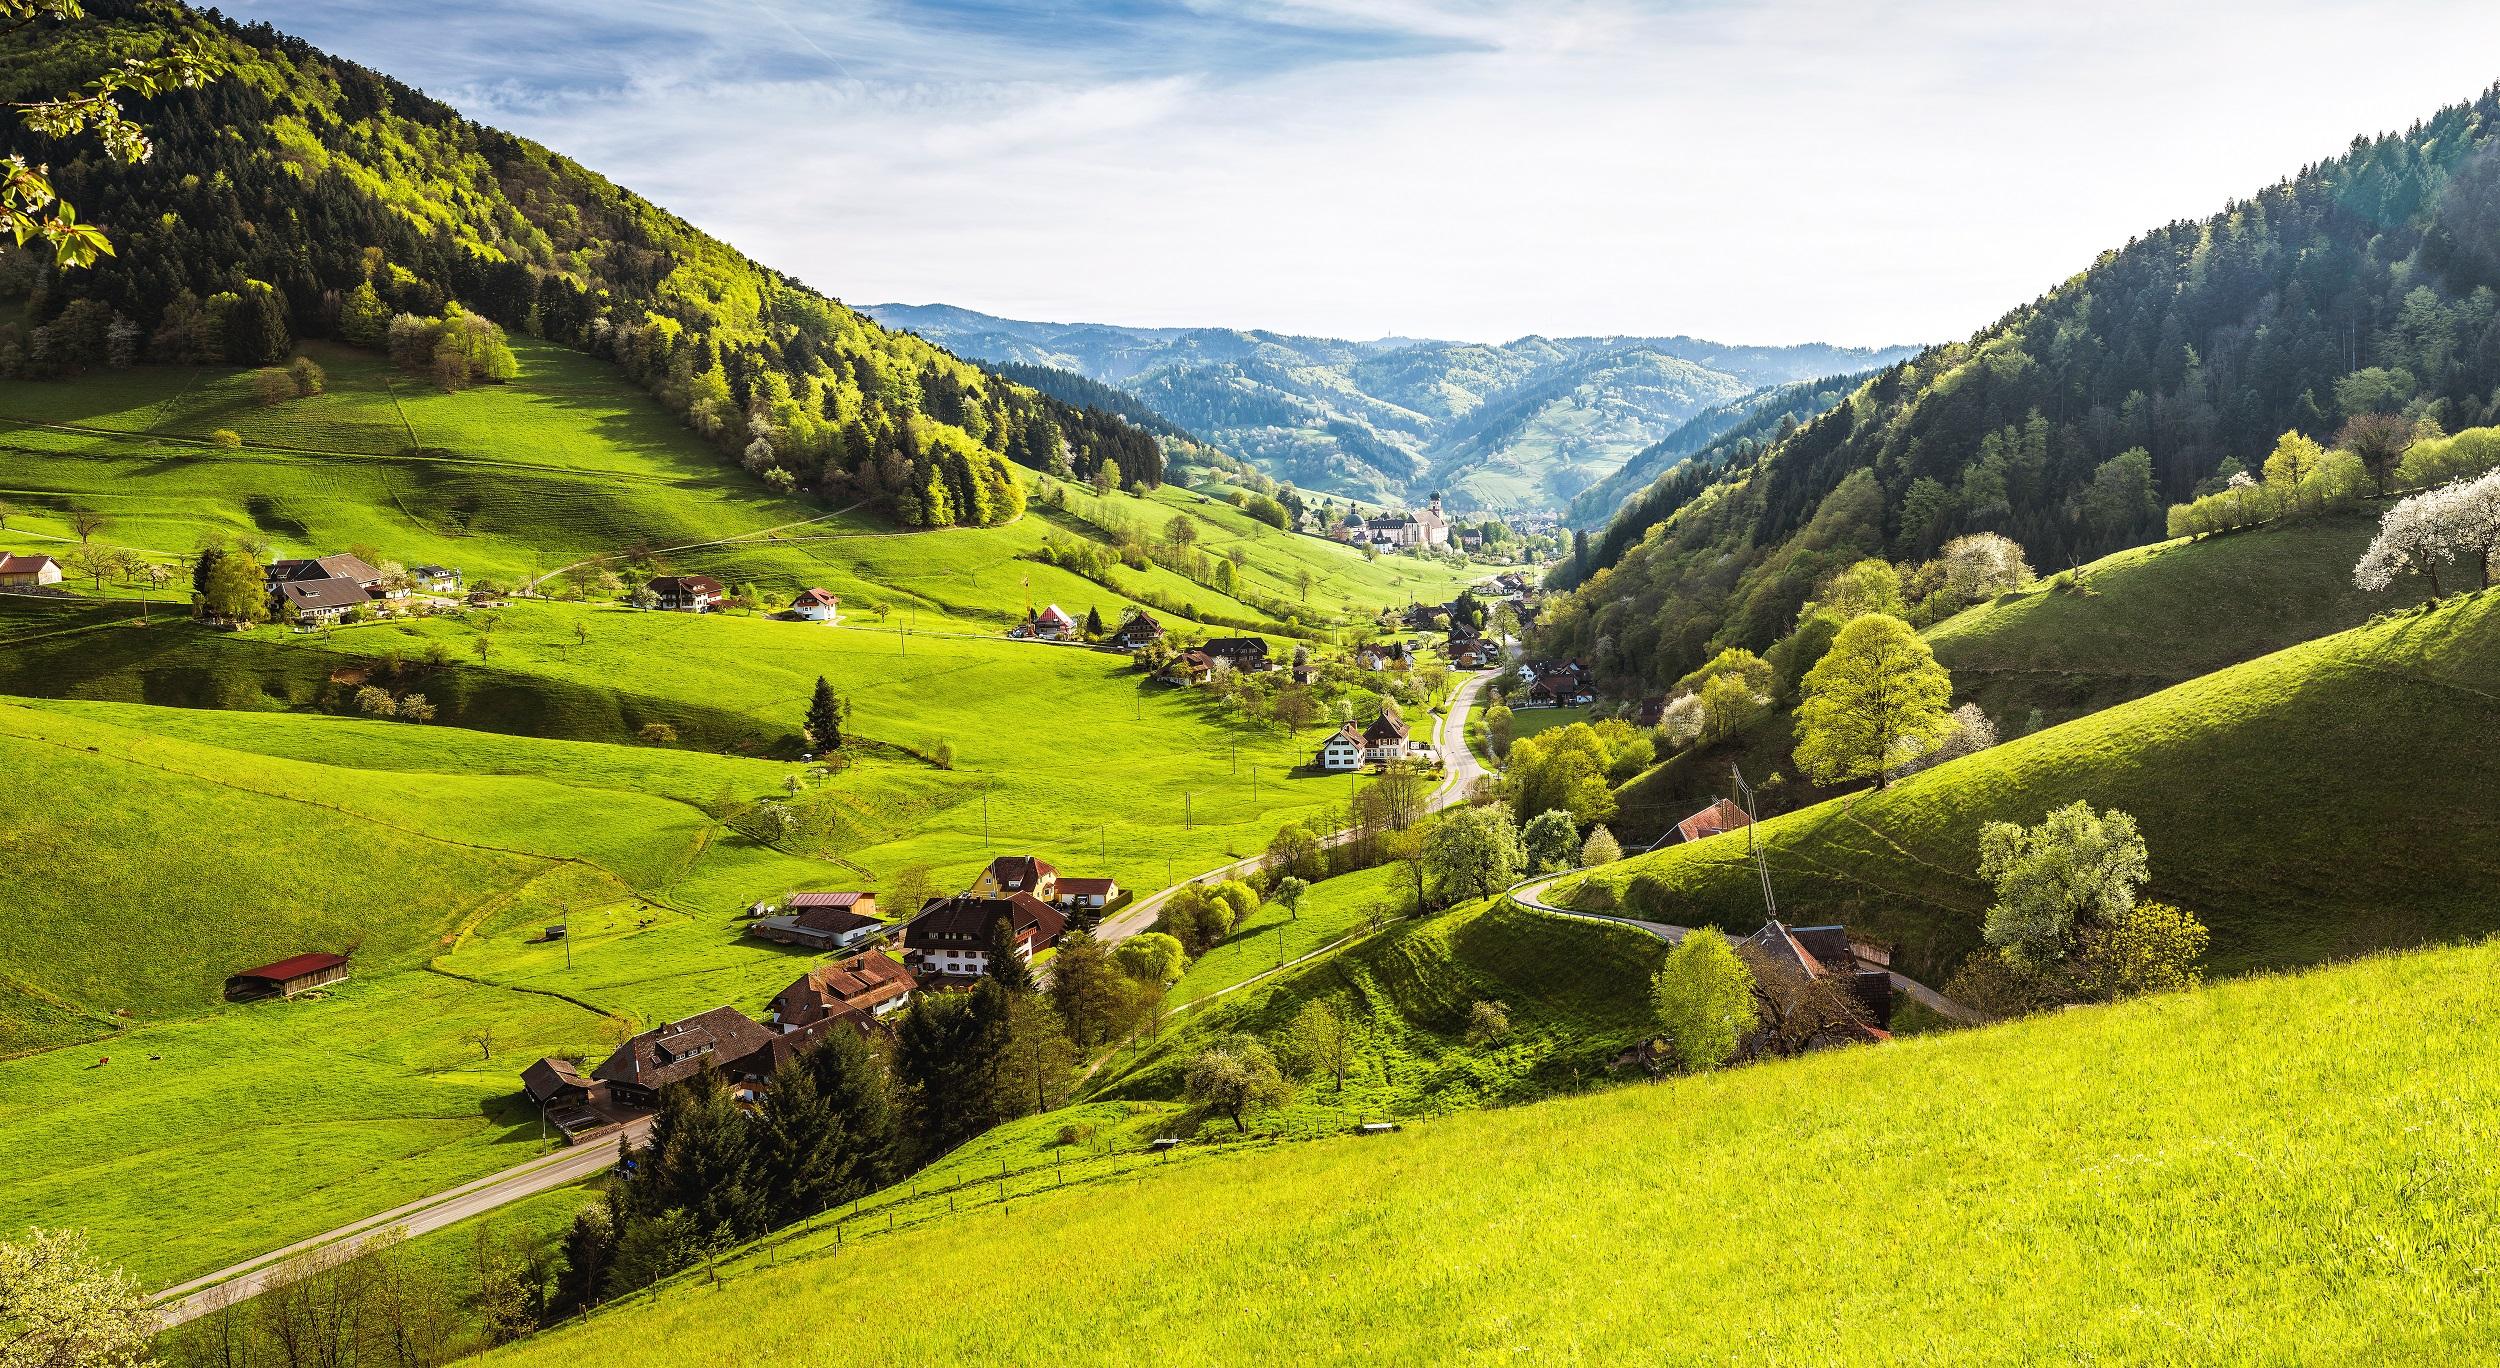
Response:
1090,893,1667,1129
0,342,1486,631
1925,512,2390,728
487,936,2500,1366
1558,591,2500,981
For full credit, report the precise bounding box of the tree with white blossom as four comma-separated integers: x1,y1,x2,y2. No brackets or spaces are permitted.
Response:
2354,469,2500,600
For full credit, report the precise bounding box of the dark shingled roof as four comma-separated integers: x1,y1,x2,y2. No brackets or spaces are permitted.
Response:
593,1006,776,1092
905,893,1065,952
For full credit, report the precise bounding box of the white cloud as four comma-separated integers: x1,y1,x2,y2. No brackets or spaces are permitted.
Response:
226,0,2500,347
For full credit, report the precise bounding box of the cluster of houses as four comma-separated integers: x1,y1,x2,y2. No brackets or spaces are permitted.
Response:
1516,659,1595,708
518,855,1125,1138
259,553,463,626
1315,709,1438,770
1159,634,1275,686
1334,494,1454,551
0,551,64,589
635,576,841,623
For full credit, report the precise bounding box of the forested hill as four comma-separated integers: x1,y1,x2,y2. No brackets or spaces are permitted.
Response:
1539,84,2500,691
0,1,1163,527
1557,369,1883,538
867,302,1916,512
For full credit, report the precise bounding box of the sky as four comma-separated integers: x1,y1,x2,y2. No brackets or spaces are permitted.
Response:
224,0,2500,348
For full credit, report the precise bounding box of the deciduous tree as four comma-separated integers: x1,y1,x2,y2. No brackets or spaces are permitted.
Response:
1793,613,1955,789
1651,928,1753,1071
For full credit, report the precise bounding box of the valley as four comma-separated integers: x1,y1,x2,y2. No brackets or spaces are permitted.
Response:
4,4,2500,1365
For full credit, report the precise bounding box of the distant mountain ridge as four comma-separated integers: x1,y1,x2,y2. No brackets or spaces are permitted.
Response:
867,303,1918,512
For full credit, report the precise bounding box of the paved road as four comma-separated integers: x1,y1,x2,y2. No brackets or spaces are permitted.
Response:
153,1118,650,1327
1091,669,1497,948
1503,870,1983,1026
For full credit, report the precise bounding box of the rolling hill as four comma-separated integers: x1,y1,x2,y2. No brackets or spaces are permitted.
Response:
1555,590,2500,983
476,930,2500,1365
866,303,1916,512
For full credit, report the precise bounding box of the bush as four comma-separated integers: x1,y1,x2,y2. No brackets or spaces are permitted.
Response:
209,428,242,449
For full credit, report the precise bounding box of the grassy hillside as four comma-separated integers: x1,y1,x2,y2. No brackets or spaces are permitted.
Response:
0,340,1484,634
1925,512,2388,728
1089,894,1666,1129
1555,591,2500,981
485,936,2500,1365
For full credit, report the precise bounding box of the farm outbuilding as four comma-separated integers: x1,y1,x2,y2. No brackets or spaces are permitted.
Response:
224,953,351,1000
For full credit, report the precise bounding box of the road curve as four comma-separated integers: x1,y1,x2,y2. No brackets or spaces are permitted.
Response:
153,1119,650,1327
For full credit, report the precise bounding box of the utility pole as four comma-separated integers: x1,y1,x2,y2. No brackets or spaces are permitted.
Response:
1184,792,1193,830
1730,762,1777,923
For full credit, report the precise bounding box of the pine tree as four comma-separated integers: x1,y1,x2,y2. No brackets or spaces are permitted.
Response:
1084,605,1104,638
805,1026,899,1194
985,913,1035,992
805,676,845,751
340,279,390,348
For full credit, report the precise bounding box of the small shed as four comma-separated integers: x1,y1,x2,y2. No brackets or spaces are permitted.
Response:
224,953,351,1001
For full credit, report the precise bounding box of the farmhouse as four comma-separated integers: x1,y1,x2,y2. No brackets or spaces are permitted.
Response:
410,564,462,593
1447,638,1495,669
648,575,724,612
268,553,384,593
1161,649,1215,686
1675,798,1753,844
790,587,840,622
1202,637,1272,672
592,1005,778,1109
1110,610,1166,651
275,576,372,625
521,1056,598,1110
768,952,918,1031
1316,722,1366,771
1013,604,1079,640
1737,920,1895,1034
1054,876,1121,914
747,891,884,950
902,893,1066,985
0,552,63,587
1362,712,1414,763
224,952,350,1000
973,854,1056,900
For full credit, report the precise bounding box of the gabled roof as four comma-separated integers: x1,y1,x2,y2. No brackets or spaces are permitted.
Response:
277,577,371,612
649,575,724,596
982,855,1056,892
0,552,59,575
904,893,1066,951
793,587,839,609
1114,610,1164,638
1202,636,1269,659
593,1006,776,1091
232,952,349,982
271,553,381,585
785,896,881,935
522,1056,592,1102
1056,876,1118,896
1034,603,1076,627
1675,798,1753,844
1363,712,1410,743
771,953,918,1029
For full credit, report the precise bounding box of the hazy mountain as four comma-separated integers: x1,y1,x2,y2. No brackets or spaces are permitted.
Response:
866,303,1917,512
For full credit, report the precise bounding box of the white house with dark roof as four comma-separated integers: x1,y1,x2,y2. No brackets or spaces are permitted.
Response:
791,587,840,623
1316,722,1366,771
